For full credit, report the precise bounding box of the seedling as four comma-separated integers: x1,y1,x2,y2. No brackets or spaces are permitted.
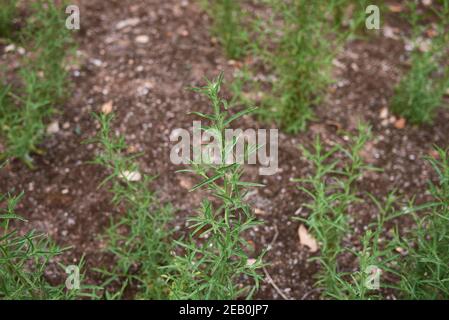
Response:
201,0,248,59
90,113,173,299
166,73,264,299
293,124,375,297
0,0,76,165
391,1,449,124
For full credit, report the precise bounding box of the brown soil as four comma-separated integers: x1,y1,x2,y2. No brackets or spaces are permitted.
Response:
1,0,448,299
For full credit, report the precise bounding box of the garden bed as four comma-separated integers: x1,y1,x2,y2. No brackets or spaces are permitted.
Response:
1,0,449,299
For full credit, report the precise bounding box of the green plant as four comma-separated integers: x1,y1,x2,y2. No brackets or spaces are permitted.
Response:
0,79,51,166
0,185,80,299
249,0,360,133
0,0,17,39
296,141,449,300
390,1,449,124
1,191,59,299
201,0,248,59
90,113,173,300
293,124,375,298
0,0,76,165
21,0,75,102
329,192,403,300
299,144,449,300
333,0,376,34
396,147,449,299
166,73,264,299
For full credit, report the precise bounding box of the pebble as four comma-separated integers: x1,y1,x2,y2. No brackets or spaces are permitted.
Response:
115,18,140,30
135,35,150,44
90,58,103,67
4,44,15,52
67,218,76,226
46,121,60,134
120,170,142,182
379,107,389,119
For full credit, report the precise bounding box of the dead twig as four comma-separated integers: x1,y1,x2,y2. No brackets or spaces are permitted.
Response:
262,224,292,300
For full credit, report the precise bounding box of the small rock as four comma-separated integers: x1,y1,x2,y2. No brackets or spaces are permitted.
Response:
46,121,60,134
136,81,154,96
90,58,103,67
332,58,346,69
177,28,189,37
389,115,397,123
115,18,140,30
166,111,175,119
383,26,398,39
379,107,389,119
179,177,193,190
4,44,15,52
120,170,142,182
135,35,150,44
247,258,257,266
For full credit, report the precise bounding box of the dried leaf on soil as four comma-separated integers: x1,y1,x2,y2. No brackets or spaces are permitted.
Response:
394,117,406,129
101,100,113,114
298,224,319,253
